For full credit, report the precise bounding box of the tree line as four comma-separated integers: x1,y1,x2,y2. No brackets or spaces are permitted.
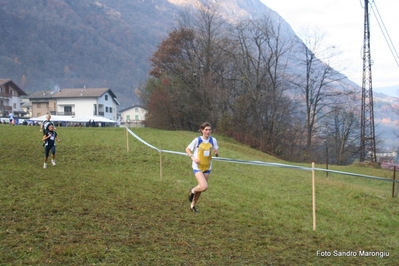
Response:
140,4,360,164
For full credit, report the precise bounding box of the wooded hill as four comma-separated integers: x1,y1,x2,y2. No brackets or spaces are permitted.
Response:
0,0,271,107
0,0,179,106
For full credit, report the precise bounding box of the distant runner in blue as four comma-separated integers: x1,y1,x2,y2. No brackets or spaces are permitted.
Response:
8,111,14,125
40,113,56,135
42,124,61,169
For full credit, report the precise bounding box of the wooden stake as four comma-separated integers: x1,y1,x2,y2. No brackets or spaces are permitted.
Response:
160,151,163,181
325,147,329,177
393,166,396,198
126,127,129,152
312,162,316,231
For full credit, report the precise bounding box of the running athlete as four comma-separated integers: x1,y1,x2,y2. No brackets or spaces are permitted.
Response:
42,124,60,168
185,122,219,213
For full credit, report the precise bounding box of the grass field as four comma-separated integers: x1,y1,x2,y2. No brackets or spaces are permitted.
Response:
0,125,398,265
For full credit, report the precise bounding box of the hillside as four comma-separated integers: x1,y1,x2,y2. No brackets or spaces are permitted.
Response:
0,0,272,107
373,92,399,148
0,0,179,106
0,125,397,264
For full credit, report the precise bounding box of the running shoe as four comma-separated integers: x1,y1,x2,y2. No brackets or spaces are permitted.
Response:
188,188,195,202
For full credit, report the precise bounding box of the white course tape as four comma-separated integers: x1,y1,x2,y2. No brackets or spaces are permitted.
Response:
125,127,399,183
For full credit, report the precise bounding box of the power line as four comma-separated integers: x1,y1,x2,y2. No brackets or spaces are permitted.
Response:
370,0,399,68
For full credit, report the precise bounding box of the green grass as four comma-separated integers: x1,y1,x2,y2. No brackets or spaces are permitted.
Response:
0,125,398,265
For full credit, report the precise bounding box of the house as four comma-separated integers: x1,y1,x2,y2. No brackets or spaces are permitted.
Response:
28,88,120,121
119,105,147,127
0,79,28,118
20,98,32,117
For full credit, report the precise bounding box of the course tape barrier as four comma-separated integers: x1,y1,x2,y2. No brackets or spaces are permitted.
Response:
125,127,399,184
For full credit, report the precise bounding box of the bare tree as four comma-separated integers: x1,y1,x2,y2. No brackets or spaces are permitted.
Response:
143,3,231,131
223,15,297,154
289,28,350,161
320,94,361,165
143,28,201,130
187,3,231,128
143,7,359,163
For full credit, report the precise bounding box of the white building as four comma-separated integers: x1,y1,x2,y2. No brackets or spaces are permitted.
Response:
0,79,28,118
28,88,120,121
119,105,147,127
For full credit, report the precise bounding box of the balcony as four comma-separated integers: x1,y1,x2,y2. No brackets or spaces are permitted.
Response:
0,92,12,98
0,106,12,112
57,112,75,116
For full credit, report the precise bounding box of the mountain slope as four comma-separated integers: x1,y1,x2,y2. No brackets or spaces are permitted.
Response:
0,0,292,107
0,0,179,106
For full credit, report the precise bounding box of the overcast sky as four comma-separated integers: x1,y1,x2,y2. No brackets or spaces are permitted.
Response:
260,0,399,94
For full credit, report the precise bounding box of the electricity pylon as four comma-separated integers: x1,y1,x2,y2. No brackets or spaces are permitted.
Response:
360,0,377,162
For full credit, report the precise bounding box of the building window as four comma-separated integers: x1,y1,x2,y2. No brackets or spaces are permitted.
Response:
13,103,16,108
37,103,41,108
106,107,109,113
135,107,138,112
64,106,72,115
105,95,108,101
135,115,139,120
